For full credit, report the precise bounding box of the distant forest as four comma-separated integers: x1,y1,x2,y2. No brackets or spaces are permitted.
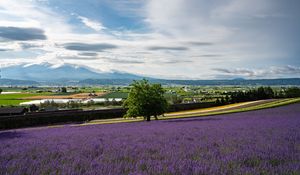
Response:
216,86,300,105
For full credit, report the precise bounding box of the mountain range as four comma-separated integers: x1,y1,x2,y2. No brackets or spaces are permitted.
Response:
0,64,300,86
0,64,143,82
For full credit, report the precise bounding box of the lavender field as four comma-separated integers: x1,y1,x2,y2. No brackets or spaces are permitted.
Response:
1,104,300,175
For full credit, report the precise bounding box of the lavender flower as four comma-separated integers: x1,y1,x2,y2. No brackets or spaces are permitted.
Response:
1,104,300,174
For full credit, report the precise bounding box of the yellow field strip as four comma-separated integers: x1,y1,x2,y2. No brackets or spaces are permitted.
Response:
165,100,274,116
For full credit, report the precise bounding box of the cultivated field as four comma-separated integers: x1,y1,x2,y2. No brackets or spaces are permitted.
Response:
23,92,107,100
1,103,299,174
0,93,47,106
0,92,108,106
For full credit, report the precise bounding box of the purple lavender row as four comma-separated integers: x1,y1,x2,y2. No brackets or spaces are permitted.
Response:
1,103,300,174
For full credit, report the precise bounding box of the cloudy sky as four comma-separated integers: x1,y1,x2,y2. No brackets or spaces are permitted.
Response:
0,0,299,79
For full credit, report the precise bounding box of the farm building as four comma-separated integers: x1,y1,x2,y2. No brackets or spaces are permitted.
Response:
0,107,28,116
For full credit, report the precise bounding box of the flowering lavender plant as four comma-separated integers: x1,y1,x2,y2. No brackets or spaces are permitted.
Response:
1,104,299,174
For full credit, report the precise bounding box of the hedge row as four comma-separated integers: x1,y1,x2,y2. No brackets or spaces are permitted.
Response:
168,102,219,112
0,102,219,130
0,108,126,130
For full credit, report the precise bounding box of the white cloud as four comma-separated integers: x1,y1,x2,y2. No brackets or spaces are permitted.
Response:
78,16,106,32
213,65,300,78
0,0,298,79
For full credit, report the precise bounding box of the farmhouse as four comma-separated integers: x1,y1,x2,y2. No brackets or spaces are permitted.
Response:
0,107,28,116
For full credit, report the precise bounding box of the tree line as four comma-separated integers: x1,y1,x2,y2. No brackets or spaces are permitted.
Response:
216,86,300,105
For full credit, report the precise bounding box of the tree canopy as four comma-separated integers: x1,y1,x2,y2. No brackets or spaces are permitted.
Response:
228,86,274,103
123,79,168,121
284,87,300,98
61,87,67,93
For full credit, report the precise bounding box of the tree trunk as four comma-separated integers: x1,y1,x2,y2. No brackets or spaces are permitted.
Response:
146,115,151,121
154,115,158,120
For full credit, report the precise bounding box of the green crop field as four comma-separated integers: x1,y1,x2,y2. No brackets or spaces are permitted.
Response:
0,100,30,106
100,92,128,99
0,93,45,99
0,93,49,106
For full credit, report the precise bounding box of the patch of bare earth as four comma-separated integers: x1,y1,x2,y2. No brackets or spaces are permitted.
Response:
22,92,107,100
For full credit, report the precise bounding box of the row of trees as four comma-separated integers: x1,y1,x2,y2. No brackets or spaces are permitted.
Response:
277,87,300,98
229,87,274,103
216,87,300,105
216,87,274,104
40,100,81,109
39,99,122,109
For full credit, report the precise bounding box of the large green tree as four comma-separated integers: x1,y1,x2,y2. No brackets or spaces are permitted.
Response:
123,79,168,121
